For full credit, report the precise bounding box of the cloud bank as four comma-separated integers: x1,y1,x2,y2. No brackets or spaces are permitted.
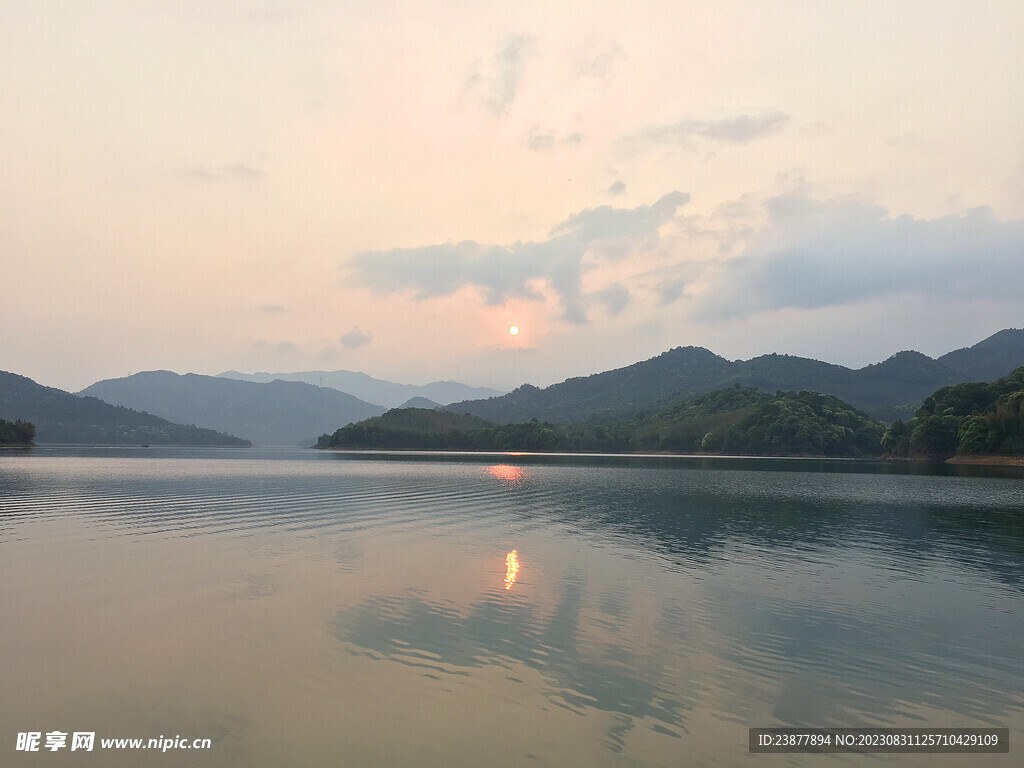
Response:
350,192,689,323
695,196,1024,319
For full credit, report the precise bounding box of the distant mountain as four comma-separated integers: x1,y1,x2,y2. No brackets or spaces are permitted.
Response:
80,371,385,446
216,369,503,409
0,371,248,445
398,396,441,409
446,346,735,424
446,329,1024,425
937,328,1024,382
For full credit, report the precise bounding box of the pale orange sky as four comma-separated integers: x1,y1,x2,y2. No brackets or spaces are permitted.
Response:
3,1,1023,393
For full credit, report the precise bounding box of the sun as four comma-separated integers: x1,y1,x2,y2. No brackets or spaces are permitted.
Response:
508,325,520,336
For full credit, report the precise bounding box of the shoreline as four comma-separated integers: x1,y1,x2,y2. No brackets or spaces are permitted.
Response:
945,454,1024,466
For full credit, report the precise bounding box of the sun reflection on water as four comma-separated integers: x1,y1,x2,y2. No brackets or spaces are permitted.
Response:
486,464,527,487
504,549,520,590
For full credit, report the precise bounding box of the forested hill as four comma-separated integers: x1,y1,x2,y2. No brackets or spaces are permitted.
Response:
446,329,1024,425
882,366,1024,458
321,387,886,457
0,371,249,445
447,346,735,425
318,408,562,452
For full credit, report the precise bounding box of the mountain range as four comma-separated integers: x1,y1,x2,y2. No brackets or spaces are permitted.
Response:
215,369,503,408
79,371,386,446
4,328,1022,447
444,329,1024,425
0,371,249,445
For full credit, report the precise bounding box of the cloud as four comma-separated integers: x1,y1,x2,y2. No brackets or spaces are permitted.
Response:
180,163,266,182
350,192,689,323
591,282,631,316
576,44,623,81
606,180,626,196
695,196,1024,320
526,126,584,151
340,326,373,349
465,37,532,118
619,111,789,153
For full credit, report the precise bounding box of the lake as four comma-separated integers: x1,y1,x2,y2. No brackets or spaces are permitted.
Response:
2,447,1022,766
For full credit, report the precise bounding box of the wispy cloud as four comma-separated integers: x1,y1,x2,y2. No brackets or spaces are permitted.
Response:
575,44,623,82
180,163,266,183
350,192,689,324
465,37,532,118
526,126,584,151
619,111,790,154
606,180,626,196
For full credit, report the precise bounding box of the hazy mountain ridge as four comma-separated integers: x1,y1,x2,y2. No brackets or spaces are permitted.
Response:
81,371,385,446
0,371,249,445
216,369,503,409
445,329,1024,425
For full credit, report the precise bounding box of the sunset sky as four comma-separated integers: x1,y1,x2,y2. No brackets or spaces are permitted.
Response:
3,1,1023,394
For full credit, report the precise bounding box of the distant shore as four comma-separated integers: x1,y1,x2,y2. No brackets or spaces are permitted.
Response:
945,454,1024,466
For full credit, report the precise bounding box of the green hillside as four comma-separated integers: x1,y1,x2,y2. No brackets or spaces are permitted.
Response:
318,408,561,451
322,387,886,457
446,329,1024,425
882,366,1024,458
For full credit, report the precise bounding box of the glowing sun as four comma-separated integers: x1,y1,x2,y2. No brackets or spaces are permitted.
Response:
508,325,520,336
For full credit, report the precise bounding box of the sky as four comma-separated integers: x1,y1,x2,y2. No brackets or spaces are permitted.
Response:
3,0,1023,394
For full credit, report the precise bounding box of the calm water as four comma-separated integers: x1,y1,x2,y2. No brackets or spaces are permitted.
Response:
1,447,1022,766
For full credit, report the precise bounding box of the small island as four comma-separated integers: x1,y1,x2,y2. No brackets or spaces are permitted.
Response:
0,418,36,446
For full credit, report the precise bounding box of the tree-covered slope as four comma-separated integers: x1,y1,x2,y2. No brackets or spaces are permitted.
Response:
882,366,1024,458
324,387,885,457
446,346,736,424
446,329,1024,425
318,408,561,451
0,371,249,445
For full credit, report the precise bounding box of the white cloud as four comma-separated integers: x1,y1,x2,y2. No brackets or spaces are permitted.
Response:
619,111,790,154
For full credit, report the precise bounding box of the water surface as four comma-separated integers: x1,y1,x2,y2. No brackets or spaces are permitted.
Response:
2,447,1022,766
